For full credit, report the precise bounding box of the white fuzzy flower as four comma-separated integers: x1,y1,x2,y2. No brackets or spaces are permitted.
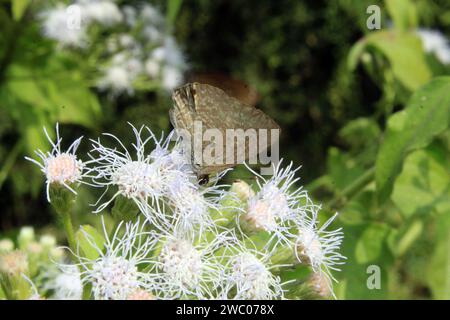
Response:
223,243,285,300
97,53,143,95
25,124,87,202
162,65,184,91
45,265,83,300
145,57,160,78
40,5,87,47
165,180,225,237
89,125,164,212
70,218,159,300
154,233,228,299
140,3,164,26
89,125,196,230
295,210,345,284
417,28,450,64
242,161,310,247
122,5,137,26
79,0,123,26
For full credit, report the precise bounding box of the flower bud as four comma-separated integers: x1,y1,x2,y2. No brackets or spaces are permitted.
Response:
230,180,255,203
0,250,28,277
40,235,57,250
127,289,155,300
49,183,76,215
0,239,14,253
18,227,35,250
308,272,332,298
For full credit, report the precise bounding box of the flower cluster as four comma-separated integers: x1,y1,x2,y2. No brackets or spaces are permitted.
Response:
39,1,187,94
417,28,450,65
19,123,346,300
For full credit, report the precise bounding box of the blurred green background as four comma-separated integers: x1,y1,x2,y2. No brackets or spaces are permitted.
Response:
0,0,449,299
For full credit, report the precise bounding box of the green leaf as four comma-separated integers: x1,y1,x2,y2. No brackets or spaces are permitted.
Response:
349,31,431,90
75,225,105,260
335,223,391,299
12,0,29,21
376,76,450,203
392,146,450,217
166,0,183,27
426,214,450,299
385,0,418,32
355,223,390,264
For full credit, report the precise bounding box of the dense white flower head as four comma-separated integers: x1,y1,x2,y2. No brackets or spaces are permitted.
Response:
78,0,123,26
222,241,286,300
40,5,87,47
45,265,83,300
89,125,164,213
25,124,87,202
97,53,143,95
153,232,229,299
70,218,159,300
165,178,227,237
417,28,450,64
295,210,345,284
89,125,198,230
241,161,310,247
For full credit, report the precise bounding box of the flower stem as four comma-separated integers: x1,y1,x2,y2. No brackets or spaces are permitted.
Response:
61,210,77,252
328,167,375,210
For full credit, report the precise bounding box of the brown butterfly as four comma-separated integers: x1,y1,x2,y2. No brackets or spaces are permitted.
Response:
170,82,280,184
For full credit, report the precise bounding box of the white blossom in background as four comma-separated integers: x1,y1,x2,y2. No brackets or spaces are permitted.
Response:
39,1,187,95
40,5,87,48
25,124,88,202
97,53,143,95
417,28,450,64
69,218,160,300
241,161,311,248
147,36,187,91
295,209,346,286
77,0,123,26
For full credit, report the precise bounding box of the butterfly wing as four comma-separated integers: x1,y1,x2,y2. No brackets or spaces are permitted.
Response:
170,83,280,177
192,83,279,175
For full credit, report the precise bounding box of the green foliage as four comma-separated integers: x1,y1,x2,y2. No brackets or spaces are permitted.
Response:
0,0,449,299
75,225,105,261
376,77,450,203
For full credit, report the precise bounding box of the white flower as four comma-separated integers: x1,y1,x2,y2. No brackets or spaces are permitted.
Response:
25,124,87,202
89,125,196,230
417,28,450,64
45,265,83,300
162,65,184,91
40,5,87,47
145,57,160,78
140,3,164,26
223,243,285,300
122,5,137,26
165,180,225,237
79,0,123,26
295,210,345,284
242,161,310,247
97,53,143,95
154,233,228,299
89,125,163,212
70,218,159,300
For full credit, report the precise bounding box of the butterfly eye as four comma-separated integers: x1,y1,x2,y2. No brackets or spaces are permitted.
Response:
198,175,209,185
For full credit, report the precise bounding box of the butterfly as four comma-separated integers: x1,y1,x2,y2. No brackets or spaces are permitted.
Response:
170,82,280,184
